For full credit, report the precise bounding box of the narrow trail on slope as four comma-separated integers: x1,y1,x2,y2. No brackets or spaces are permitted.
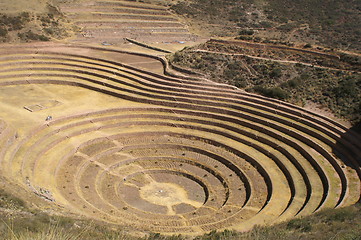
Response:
190,49,360,73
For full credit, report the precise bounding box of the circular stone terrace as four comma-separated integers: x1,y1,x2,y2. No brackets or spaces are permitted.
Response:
0,0,360,236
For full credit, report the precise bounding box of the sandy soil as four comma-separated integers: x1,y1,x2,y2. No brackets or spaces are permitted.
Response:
0,0,48,13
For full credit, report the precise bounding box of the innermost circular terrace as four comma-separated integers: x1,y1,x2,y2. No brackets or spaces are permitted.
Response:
139,181,203,213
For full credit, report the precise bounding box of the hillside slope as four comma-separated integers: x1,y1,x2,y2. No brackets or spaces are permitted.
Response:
170,0,361,52
1,187,361,239
0,2,76,43
169,40,361,128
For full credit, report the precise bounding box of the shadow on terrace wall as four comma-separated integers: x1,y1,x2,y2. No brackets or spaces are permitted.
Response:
333,120,361,202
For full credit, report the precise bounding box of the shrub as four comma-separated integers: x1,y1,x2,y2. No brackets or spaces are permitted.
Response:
333,77,358,98
339,53,360,66
234,78,247,88
269,67,282,78
0,189,26,209
0,15,24,30
18,30,50,41
325,209,355,222
239,29,254,35
282,78,301,88
0,27,7,37
259,21,272,28
236,35,253,40
253,86,290,100
43,27,54,35
286,218,312,232
19,12,30,22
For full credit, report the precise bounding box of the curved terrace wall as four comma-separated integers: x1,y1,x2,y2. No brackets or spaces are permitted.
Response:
0,45,359,235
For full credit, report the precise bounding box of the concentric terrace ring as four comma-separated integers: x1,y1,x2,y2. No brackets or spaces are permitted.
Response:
0,45,360,234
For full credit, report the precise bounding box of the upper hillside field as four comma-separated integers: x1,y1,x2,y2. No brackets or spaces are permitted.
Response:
169,0,361,52
165,0,361,130
0,0,77,43
0,0,48,13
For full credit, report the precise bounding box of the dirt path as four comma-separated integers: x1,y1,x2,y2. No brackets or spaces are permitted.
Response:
191,49,360,73
209,39,340,60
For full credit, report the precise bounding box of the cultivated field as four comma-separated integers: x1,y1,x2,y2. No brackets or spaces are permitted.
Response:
0,0,360,237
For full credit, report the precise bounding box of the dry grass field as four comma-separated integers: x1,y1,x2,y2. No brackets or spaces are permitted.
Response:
0,0,48,13
0,0,360,238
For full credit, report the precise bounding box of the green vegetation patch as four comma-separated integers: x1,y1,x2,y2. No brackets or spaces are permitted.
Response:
18,30,49,41
0,12,30,31
265,0,361,51
0,4,74,43
1,203,361,239
169,42,361,126
0,189,26,210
